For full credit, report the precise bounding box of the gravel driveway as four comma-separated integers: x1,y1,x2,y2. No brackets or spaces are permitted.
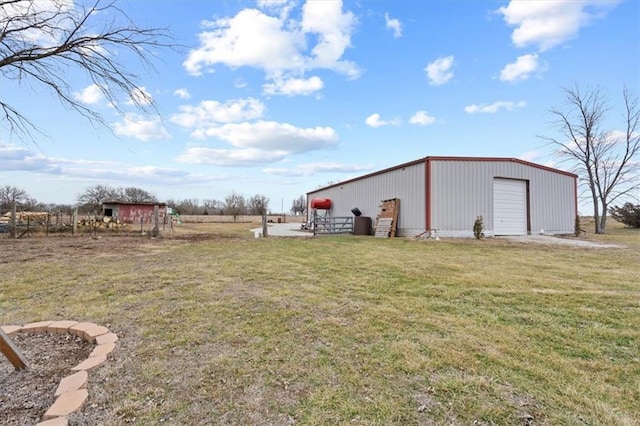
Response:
251,225,626,248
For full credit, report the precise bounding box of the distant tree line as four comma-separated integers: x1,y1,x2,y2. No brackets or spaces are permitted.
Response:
1,184,308,218
167,193,307,217
0,185,72,215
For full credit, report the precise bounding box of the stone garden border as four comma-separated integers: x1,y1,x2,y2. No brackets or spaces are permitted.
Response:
1,320,117,426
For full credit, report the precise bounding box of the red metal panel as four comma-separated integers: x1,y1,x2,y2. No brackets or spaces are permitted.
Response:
117,204,165,224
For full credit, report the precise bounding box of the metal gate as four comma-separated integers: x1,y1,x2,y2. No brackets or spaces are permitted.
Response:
313,216,353,235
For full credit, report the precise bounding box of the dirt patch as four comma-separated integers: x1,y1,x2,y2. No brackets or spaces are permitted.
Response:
0,231,243,265
0,332,92,425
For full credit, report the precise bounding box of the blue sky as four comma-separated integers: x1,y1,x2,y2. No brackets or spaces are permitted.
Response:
1,0,639,214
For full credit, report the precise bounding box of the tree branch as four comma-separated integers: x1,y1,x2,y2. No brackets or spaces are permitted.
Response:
0,0,176,140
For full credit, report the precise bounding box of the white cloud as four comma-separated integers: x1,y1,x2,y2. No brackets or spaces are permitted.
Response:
0,143,60,172
301,1,359,77
263,162,373,177
365,113,400,128
183,1,360,92
605,129,640,146
176,147,287,167
170,98,266,128
190,121,338,153
0,143,216,185
263,76,324,96
184,9,303,76
112,114,171,141
498,0,620,51
464,101,526,114
63,165,218,186
385,13,402,38
425,56,454,86
409,111,436,126
500,53,544,82
257,0,294,11
174,88,191,99
73,84,103,105
257,0,295,20
518,150,541,162
126,86,152,106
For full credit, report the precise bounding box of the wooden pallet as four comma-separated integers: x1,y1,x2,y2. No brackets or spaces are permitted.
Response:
0,329,28,370
374,218,393,237
374,198,400,238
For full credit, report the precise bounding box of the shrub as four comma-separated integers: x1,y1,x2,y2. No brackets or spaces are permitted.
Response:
609,203,640,228
473,216,484,239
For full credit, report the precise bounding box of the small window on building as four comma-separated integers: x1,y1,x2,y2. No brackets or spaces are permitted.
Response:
104,208,113,217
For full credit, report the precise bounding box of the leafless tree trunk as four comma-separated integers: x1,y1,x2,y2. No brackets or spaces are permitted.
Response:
544,86,640,234
0,0,173,139
224,192,245,222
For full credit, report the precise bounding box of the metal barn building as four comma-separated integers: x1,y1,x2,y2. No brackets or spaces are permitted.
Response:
306,157,577,237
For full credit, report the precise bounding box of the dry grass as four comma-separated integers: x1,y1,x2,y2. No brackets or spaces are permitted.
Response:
1,220,639,425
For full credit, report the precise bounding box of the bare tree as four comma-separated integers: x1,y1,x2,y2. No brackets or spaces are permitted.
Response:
291,195,306,216
176,198,201,215
224,192,245,222
202,199,221,215
0,0,173,139
544,86,640,234
0,185,28,213
119,187,158,203
248,194,269,216
76,184,119,214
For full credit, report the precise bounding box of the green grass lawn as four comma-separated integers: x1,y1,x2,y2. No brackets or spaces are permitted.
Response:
1,221,639,425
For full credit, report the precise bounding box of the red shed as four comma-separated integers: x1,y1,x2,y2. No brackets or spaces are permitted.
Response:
102,202,167,224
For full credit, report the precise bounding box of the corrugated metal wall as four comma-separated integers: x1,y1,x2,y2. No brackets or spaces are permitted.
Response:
307,162,426,236
430,160,575,236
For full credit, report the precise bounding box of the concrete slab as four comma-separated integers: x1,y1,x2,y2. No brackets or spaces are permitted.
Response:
250,222,314,238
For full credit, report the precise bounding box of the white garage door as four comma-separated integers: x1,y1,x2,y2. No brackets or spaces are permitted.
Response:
493,178,527,236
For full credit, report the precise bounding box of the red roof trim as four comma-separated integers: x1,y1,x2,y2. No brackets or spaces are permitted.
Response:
307,156,577,195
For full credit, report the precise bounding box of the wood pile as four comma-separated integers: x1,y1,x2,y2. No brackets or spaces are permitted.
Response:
1,212,50,223
77,216,127,229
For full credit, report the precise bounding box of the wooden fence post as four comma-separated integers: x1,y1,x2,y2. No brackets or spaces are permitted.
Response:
152,205,159,237
72,208,78,235
262,214,268,238
10,201,16,238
